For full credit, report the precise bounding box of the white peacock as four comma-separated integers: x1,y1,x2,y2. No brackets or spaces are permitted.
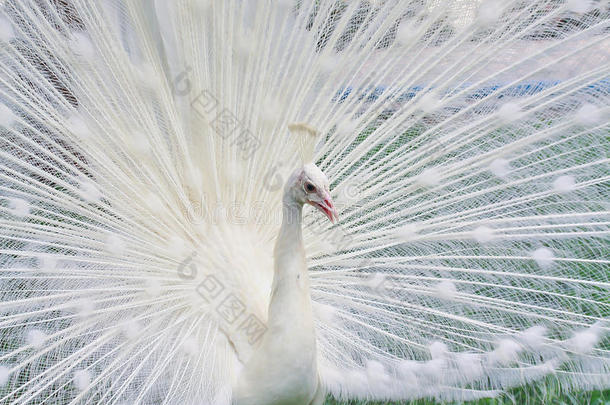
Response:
0,0,608,404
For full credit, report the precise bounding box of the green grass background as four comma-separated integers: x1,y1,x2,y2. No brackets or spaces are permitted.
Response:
325,386,610,404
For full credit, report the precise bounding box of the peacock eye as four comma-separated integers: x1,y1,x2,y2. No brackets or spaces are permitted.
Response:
304,182,316,193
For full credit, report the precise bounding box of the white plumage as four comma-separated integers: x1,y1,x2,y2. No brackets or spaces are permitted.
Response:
0,0,608,404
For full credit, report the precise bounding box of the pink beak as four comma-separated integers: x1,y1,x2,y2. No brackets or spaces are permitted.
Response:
311,195,338,224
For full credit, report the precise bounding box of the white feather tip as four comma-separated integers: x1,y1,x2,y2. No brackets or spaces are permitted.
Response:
0,366,9,387
288,123,319,164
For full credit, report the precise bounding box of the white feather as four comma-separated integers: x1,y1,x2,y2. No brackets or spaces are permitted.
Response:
416,167,442,187
566,0,594,14
568,323,603,354
0,18,14,42
518,326,548,348
73,370,92,392
25,329,47,349
553,175,576,193
491,339,522,365
8,197,30,217
0,1,608,403
489,158,511,178
70,32,95,60
435,280,457,300
497,102,523,122
476,0,504,25
473,225,495,243
576,103,602,125
429,341,449,360
0,103,15,127
0,366,9,387
531,247,555,269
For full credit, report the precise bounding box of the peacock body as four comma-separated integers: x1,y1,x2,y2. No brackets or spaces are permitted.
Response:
0,0,609,404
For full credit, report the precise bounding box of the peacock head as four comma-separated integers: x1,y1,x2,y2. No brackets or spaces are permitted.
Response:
286,163,338,223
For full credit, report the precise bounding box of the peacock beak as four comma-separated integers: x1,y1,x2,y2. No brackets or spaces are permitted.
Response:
313,194,338,224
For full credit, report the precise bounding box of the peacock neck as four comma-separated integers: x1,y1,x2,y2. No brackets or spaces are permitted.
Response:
233,198,318,405
276,200,304,257
267,197,314,332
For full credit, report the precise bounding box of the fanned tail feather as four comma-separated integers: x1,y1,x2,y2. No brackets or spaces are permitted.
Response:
0,0,608,403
